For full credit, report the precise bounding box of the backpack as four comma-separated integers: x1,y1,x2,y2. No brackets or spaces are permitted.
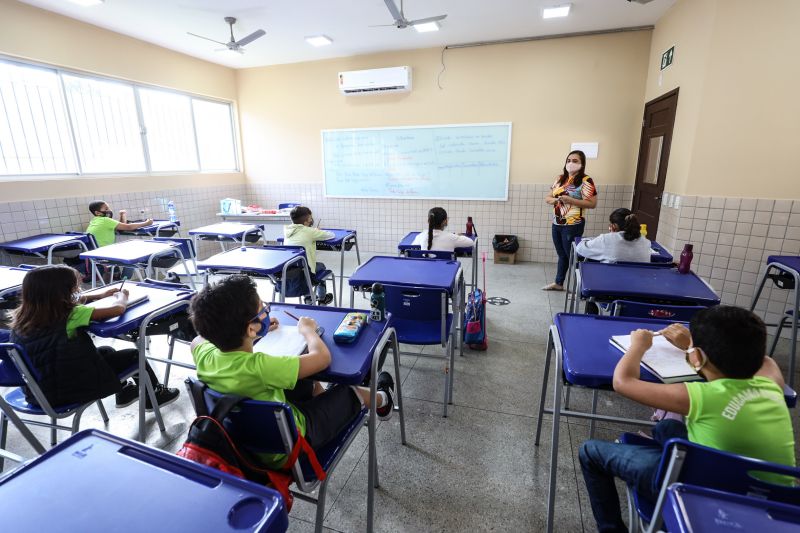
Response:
176,382,326,511
463,252,488,350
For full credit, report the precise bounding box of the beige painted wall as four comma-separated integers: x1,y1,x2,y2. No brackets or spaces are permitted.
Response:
237,30,652,186
0,0,244,201
645,0,800,198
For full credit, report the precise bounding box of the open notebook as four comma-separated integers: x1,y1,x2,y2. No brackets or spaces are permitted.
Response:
610,334,701,384
255,325,325,356
84,283,149,310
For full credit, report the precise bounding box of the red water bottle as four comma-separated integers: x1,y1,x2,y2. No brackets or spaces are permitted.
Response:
466,216,474,237
678,244,694,274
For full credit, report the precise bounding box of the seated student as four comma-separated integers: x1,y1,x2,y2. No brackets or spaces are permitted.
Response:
189,275,395,467
87,200,153,248
283,206,335,305
411,207,475,252
574,208,651,263
10,264,179,409
579,305,795,533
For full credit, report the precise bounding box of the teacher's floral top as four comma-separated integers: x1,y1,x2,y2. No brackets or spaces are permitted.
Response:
551,175,597,226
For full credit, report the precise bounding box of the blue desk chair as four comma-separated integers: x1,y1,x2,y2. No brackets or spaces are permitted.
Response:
618,434,800,532
151,236,200,283
272,246,336,306
611,300,708,321
185,377,369,533
0,342,138,466
405,249,456,260
384,283,455,416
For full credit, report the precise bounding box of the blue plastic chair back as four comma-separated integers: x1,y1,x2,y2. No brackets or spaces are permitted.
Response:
278,203,301,210
65,231,98,250
612,300,708,321
0,336,25,387
384,284,444,322
406,249,455,260
152,236,196,260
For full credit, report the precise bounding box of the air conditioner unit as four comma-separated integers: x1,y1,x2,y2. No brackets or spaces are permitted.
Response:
338,66,412,95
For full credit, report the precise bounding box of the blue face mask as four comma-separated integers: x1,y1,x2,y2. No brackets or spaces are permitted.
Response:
251,302,271,338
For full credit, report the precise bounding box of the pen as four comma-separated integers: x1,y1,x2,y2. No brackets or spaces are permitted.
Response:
284,310,300,321
118,277,126,292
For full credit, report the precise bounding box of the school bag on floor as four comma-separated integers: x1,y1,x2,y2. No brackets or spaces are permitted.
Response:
464,252,488,350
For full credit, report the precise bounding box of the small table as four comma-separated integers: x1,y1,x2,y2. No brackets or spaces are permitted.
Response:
663,483,800,533
563,237,675,312
85,280,195,442
216,212,292,241
349,255,464,416
0,429,289,533
750,255,800,388
278,229,361,304
0,233,91,265
0,265,30,303
189,222,266,253
570,262,720,313
80,240,195,289
117,219,181,238
196,246,314,303
398,231,479,289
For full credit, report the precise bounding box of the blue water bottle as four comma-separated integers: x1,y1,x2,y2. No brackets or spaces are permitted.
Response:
167,200,177,223
369,283,385,322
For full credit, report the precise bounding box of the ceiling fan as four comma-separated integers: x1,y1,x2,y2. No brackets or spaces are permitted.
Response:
188,16,265,54
373,0,447,29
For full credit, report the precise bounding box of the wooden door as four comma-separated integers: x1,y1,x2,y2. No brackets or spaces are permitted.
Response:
631,89,679,240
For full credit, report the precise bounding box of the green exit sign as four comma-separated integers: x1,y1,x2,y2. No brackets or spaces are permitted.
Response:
661,46,675,70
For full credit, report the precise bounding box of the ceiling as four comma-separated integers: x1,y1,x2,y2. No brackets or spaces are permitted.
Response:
18,0,676,69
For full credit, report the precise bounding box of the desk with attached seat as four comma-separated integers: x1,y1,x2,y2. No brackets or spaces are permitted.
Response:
80,239,195,289
0,233,91,265
117,219,181,238
398,231,478,290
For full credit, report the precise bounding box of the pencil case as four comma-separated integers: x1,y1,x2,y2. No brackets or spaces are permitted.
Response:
333,312,368,344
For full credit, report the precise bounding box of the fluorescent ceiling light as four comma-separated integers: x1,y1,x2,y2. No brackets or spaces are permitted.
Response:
413,21,440,33
67,0,104,6
305,35,333,47
543,3,571,19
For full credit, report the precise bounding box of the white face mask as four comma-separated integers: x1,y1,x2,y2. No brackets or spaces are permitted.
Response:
565,162,581,174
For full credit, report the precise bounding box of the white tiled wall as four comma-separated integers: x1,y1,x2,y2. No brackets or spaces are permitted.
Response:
658,194,799,328
246,182,634,262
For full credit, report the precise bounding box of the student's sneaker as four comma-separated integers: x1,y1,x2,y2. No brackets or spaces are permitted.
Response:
303,296,313,305
376,371,395,421
144,385,180,411
115,382,139,408
319,293,334,306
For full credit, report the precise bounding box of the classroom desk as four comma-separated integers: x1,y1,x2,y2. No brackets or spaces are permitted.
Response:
0,265,29,303
750,255,800,389
117,219,181,238
216,212,292,241
196,246,315,303
569,262,720,313
534,314,674,533
397,231,479,289
349,255,464,416
80,239,195,289
663,483,800,533
189,222,267,253
0,233,90,265
277,229,361,304
0,429,288,533
563,237,674,312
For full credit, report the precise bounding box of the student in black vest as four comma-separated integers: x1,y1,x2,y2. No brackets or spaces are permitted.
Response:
10,265,178,409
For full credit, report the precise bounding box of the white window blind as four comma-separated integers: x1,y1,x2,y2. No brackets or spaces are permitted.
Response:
139,88,199,172
192,98,237,171
0,61,77,175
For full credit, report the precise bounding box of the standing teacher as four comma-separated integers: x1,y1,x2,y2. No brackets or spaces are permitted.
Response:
542,150,598,291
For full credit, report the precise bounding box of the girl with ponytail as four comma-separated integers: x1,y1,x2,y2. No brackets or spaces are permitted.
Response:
574,208,652,263
411,207,475,252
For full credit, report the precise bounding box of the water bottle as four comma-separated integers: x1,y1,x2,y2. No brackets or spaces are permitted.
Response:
466,216,475,237
640,224,648,239
678,244,694,274
369,283,386,322
167,200,177,223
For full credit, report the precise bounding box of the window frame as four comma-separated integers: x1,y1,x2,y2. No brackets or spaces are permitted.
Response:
0,54,240,181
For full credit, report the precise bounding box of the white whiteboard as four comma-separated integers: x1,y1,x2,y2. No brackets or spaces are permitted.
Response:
321,122,511,200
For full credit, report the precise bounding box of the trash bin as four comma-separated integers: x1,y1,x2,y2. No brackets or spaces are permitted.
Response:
492,234,519,264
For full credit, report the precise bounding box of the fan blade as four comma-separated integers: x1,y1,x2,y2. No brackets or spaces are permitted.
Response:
187,32,228,46
409,14,447,26
382,0,403,22
368,23,400,27
235,29,265,47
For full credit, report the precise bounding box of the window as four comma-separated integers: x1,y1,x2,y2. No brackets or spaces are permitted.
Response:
0,57,238,178
0,61,77,175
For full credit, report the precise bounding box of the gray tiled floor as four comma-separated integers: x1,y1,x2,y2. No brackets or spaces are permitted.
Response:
1,250,799,532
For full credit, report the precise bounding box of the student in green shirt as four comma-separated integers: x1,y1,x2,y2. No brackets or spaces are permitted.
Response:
283,206,335,305
87,200,153,248
188,275,395,468
579,306,795,532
